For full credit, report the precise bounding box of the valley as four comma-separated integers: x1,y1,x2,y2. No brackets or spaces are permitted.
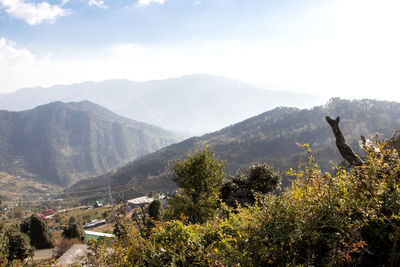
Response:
68,98,400,201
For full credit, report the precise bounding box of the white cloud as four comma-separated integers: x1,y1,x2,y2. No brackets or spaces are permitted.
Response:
2,0,400,102
88,0,108,9
136,0,165,8
0,37,35,65
0,0,69,25
193,0,201,6
2,35,400,103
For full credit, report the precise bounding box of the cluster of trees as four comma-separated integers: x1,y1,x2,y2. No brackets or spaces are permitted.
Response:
86,135,400,266
87,147,284,265
162,147,281,224
0,209,87,265
0,215,54,265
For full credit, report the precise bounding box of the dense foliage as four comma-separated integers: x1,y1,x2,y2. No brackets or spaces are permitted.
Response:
0,229,7,265
165,147,226,224
148,199,161,221
87,138,400,266
220,163,281,207
62,223,84,241
0,225,32,264
20,215,54,249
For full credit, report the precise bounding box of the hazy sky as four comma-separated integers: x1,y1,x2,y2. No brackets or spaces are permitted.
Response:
0,0,399,101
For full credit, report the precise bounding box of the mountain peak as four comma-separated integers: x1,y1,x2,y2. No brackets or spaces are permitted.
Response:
0,75,323,133
0,101,181,188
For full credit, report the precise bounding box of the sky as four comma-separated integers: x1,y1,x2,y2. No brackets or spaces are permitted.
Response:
0,0,400,101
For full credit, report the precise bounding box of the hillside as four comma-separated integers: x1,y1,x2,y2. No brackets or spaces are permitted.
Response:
0,101,181,192
68,98,400,197
0,74,323,133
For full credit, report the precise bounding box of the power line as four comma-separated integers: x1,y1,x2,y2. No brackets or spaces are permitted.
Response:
1,171,145,206
2,185,139,205
0,183,130,197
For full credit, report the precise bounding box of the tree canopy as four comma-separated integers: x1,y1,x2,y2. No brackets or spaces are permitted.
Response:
1,225,32,263
165,147,226,224
220,163,281,207
62,223,84,241
20,215,53,249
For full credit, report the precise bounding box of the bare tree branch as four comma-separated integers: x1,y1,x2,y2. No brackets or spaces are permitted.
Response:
325,116,364,167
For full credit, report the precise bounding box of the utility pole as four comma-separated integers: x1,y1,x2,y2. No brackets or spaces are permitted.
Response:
108,185,114,206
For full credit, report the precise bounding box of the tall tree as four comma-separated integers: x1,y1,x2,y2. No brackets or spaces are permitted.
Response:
20,215,54,249
166,147,226,224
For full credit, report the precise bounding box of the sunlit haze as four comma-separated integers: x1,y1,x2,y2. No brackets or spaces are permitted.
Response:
1,0,399,101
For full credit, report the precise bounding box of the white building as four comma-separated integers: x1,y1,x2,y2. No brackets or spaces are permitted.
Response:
126,196,153,208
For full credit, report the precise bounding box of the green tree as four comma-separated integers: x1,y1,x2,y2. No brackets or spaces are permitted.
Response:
220,163,281,207
247,163,281,193
148,199,161,220
145,199,162,230
62,223,84,241
166,147,226,224
20,215,54,249
2,225,32,262
0,229,8,265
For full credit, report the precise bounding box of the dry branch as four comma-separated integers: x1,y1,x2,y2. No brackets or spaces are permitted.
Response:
325,116,364,167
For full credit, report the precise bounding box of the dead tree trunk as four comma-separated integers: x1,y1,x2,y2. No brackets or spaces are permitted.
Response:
325,116,364,167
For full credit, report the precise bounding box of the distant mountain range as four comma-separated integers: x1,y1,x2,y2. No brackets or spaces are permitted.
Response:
0,74,323,133
0,101,181,189
67,98,400,198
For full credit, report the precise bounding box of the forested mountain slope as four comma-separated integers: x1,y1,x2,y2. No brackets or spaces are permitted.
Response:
68,98,400,197
0,101,181,188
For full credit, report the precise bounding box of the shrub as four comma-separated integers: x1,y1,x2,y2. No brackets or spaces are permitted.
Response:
86,140,400,266
148,200,161,220
220,163,281,207
2,225,32,262
62,223,84,241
